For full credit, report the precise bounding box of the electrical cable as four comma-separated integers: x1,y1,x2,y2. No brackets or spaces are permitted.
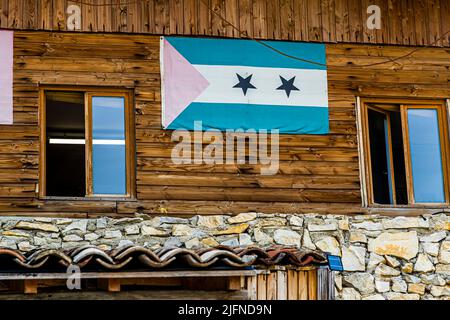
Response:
68,0,140,7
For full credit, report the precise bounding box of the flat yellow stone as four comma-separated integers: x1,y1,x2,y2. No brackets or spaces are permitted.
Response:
197,215,224,229
228,213,257,224
408,283,425,295
444,221,450,231
338,218,350,231
15,221,58,233
201,237,219,247
401,263,413,274
368,231,418,260
213,223,249,235
2,230,31,238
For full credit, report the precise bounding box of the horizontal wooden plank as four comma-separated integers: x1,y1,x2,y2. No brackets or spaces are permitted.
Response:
136,186,361,203
328,68,450,85
0,155,38,169
136,158,360,176
116,200,364,215
0,140,39,154
0,289,250,300
0,200,118,213
14,70,159,87
14,57,160,74
0,185,36,198
326,44,450,59
0,270,267,280
0,126,39,140
136,172,360,189
14,32,161,46
135,129,357,148
136,143,358,162
0,169,38,183
327,55,450,71
328,82,450,98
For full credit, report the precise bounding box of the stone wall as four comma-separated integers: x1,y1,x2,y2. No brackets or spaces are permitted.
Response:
0,213,449,300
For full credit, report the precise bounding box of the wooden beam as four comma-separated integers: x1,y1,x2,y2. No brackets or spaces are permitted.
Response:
227,277,241,291
276,271,287,300
0,290,250,300
120,278,182,287
0,269,266,281
266,272,277,300
307,270,318,300
97,278,121,292
24,279,38,294
8,279,38,294
298,271,308,300
256,274,266,300
287,270,298,300
246,276,257,300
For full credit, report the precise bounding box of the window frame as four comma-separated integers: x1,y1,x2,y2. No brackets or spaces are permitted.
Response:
359,97,450,208
400,104,450,205
39,86,136,200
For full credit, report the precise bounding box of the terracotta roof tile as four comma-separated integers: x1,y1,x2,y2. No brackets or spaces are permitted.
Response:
0,245,327,271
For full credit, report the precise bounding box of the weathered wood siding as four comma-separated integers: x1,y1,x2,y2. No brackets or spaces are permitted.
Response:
0,0,449,47
247,267,329,300
0,30,449,217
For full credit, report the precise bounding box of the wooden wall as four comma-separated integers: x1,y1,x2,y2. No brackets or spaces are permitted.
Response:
247,267,327,300
0,0,449,47
0,30,449,217
0,267,331,300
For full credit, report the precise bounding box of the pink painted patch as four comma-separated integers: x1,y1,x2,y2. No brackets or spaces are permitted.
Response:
162,39,209,128
0,30,13,124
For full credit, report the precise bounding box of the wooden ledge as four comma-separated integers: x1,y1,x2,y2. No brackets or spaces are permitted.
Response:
0,270,268,295
0,289,250,300
0,269,269,281
362,206,450,216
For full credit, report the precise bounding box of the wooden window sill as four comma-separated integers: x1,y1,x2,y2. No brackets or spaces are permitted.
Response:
40,196,137,202
362,205,450,216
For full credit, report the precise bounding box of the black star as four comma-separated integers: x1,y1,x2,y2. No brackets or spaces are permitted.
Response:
276,76,300,98
233,73,256,96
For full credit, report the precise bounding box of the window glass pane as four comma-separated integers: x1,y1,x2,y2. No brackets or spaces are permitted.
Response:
383,118,394,204
407,109,445,203
46,91,85,197
368,109,392,204
92,96,126,195
389,111,408,205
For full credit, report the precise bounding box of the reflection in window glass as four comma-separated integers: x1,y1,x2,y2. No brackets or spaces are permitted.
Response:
383,118,394,204
45,91,85,197
368,109,392,204
92,97,126,195
407,109,445,203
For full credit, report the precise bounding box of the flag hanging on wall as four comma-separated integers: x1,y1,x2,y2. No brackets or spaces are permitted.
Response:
160,36,329,134
0,30,13,125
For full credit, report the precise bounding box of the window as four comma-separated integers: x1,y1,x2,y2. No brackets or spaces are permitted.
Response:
40,88,134,198
360,99,449,206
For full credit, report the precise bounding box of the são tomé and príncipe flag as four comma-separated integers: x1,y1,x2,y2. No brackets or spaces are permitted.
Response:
160,36,329,134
